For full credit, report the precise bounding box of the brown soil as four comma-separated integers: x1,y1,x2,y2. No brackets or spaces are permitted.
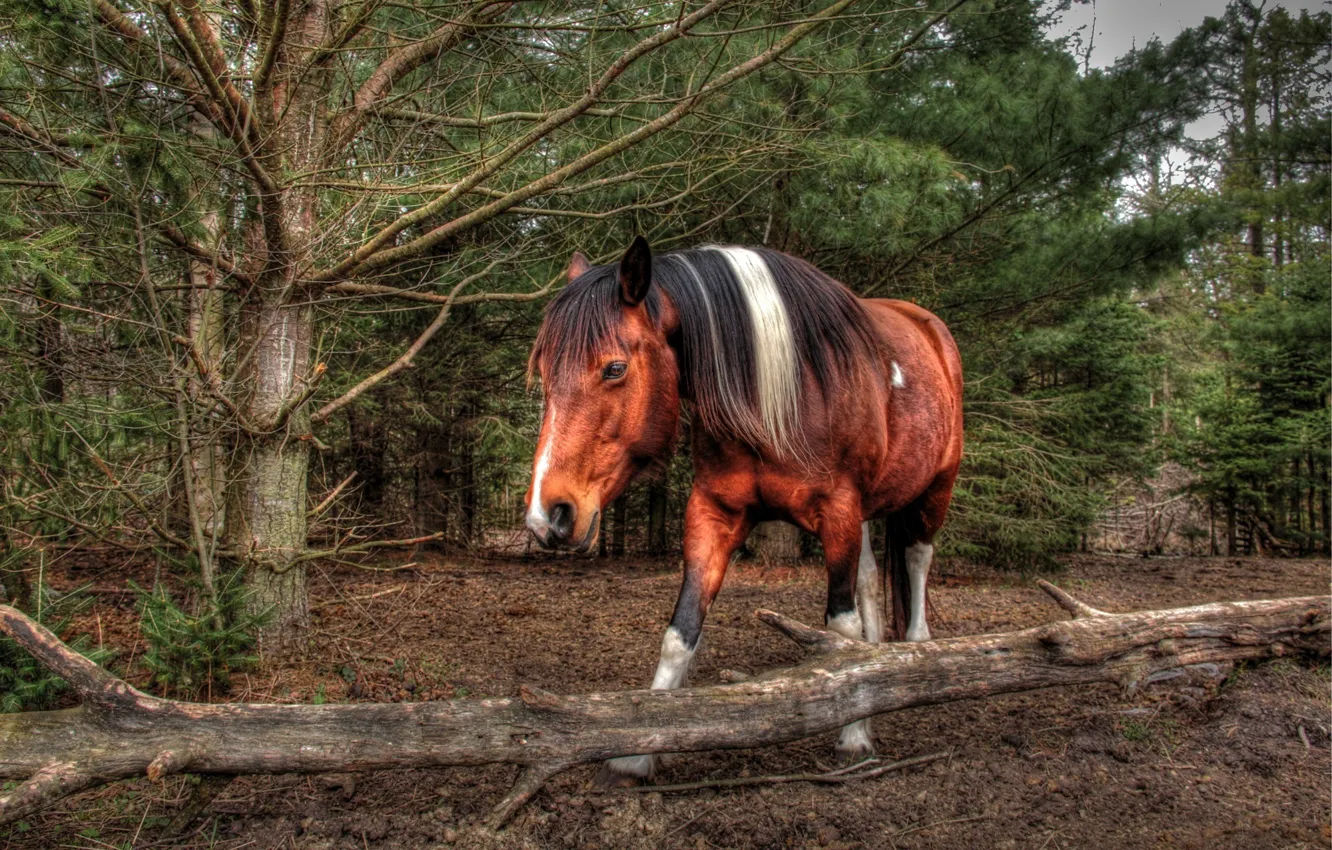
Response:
8,552,1330,850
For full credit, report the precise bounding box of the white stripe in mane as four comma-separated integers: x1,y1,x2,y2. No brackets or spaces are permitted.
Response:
709,246,801,456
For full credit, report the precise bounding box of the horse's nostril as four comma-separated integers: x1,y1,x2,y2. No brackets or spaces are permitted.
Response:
549,502,575,539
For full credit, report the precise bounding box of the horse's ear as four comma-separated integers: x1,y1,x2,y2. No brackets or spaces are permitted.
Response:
618,235,652,306
567,251,590,282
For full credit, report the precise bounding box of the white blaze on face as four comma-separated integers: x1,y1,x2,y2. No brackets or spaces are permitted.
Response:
526,406,557,535
708,247,801,455
891,361,906,388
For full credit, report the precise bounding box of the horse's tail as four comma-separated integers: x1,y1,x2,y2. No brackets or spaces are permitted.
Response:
884,512,911,641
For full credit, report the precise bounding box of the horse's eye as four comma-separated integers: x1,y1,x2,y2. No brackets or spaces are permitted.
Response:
602,361,628,381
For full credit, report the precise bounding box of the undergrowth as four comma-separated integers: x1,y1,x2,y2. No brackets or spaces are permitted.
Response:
133,570,267,699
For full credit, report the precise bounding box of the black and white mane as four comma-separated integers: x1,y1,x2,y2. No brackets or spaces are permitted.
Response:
532,245,881,457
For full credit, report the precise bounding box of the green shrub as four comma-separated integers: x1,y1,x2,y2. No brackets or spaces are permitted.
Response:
0,578,113,713
133,571,266,699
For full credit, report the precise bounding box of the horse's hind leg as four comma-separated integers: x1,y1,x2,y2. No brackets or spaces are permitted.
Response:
821,515,878,763
890,470,959,642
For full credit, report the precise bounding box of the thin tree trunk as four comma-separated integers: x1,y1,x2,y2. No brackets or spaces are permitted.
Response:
750,522,802,562
612,494,628,557
1226,490,1238,556
226,301,314,655
647,483,668,555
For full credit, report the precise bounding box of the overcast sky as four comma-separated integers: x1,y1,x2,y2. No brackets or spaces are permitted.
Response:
1045,1,1326,139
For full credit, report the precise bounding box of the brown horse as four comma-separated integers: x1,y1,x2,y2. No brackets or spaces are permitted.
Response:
526,237,963,782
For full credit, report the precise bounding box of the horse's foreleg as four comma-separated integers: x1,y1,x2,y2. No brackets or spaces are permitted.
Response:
598,495,750,785
822,516,876,764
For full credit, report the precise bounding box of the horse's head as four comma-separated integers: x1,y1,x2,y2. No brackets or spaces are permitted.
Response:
525,236,680,551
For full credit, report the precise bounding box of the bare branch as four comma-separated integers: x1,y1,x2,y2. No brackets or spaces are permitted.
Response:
311,261,495,422
316,0,858,281
314,0,735,282
327,1,516,153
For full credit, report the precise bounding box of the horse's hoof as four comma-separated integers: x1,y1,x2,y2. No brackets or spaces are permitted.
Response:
593,762,647,789
835,742,876,767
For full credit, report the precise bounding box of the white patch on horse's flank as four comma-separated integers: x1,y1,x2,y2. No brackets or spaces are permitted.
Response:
891,361,906,388
525,406,557,534
709,246,801,455
904,542,933,642
650,625,696,690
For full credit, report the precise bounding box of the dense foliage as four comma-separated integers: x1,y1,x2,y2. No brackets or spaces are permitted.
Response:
0,0,1326,660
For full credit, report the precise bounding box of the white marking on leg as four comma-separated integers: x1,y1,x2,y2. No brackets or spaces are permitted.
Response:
856,522,884,645
825,609,862,642
904,542,933,642
606,626,697,779
708,246,800,455
827,601,872,757
650,626,696,690
525,406,557,536
891,361,906,388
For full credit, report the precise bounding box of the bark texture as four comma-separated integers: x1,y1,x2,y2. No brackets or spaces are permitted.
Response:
0,584,1325,828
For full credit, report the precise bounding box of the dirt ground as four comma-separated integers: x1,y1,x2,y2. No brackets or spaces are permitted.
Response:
7,552,1330,850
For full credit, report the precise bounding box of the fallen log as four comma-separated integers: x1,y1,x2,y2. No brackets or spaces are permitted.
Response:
0,582,1326,828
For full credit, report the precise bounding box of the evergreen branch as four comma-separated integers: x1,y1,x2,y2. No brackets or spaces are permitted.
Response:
157,1,280,197
307,0,385,68
157,224,253,286
320,0,860,281
314,0,734,282
78,440,196,553
251,0,289,95
176,0,265,146
267,363,328,432
307,472,357,519
362,106,623,129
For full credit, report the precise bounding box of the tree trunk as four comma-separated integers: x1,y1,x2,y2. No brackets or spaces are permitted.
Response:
1226,490,1238,556
612,494,628,557
346,404,386,510
226,301,314,655
222,0,332,654
0,585,1325,828
459,400,478,547
749,521,802,562
647,483,668,554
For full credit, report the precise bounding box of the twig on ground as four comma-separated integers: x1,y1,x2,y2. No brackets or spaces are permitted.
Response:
608,750,950,794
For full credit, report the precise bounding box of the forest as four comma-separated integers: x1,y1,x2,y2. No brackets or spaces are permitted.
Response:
3,0,1326,651
0,0,1328,844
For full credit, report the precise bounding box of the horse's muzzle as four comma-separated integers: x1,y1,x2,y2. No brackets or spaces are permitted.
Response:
527,503,598,552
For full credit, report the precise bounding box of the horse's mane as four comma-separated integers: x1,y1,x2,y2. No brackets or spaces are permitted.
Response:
531,245,881,458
